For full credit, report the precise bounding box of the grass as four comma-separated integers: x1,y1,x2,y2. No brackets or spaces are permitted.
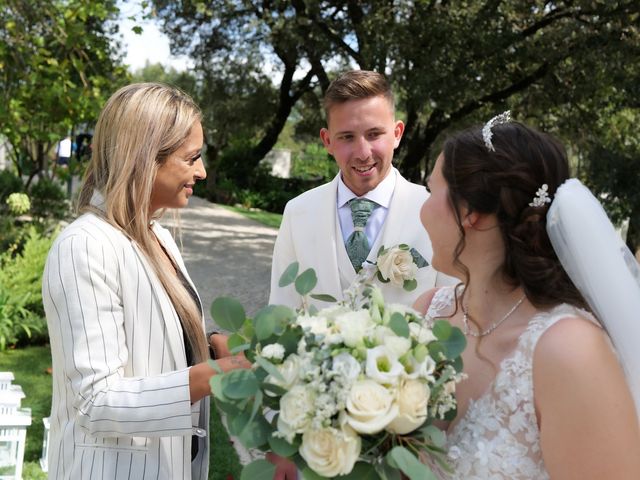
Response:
0,345,243,480
0,345,51,480
221,205,283,229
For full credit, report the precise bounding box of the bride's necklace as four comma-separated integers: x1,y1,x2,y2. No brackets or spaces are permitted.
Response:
462,294,526,337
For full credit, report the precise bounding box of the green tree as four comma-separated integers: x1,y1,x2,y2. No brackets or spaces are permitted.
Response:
150,0,639,245
0,0,128,185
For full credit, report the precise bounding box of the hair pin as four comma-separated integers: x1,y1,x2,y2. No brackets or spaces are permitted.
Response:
529,184,552,207
482,110,511,152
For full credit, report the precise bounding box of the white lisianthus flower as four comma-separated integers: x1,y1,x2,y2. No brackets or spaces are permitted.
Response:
261,343,285,362
415,355,437,381
377,246,418,287
386,378,430,434
335,310,373,348
408,321,437,344
266,354,301,392
365,345,405,385
300,425,361,477
383,335,412,358
277,385,315,443
331,352,361,382
296,314,330,336
344,379,398,434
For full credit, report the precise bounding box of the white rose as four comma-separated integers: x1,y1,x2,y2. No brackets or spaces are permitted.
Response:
331,352,361,382
345,379,398,434
261,343,285,362
277,385,315,442
365,345,405,385
377,246,418,287
266,354,301,392
296,314,330,336
386,378,430,435
300,425,361,477
335,310,373,348
408,321,437,344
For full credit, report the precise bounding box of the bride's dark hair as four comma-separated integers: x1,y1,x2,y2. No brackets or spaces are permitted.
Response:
442,121,588,310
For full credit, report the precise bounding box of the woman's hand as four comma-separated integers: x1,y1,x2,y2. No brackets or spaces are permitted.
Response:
266,452,298,480
189,352,251,403
209,332,232,358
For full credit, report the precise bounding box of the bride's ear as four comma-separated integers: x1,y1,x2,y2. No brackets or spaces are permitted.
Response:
462,211,480,229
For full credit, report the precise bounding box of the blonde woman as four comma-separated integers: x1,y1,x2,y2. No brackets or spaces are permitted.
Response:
42,83,249,479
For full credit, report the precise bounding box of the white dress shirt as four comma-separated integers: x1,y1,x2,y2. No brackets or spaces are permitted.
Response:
337,168,397,247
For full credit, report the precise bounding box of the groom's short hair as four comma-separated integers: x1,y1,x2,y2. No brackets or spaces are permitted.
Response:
323,70,395,121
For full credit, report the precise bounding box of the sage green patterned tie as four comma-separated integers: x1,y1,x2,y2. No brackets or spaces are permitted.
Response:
346,198,376,272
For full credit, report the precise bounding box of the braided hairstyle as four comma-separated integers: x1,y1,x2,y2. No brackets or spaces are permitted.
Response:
441,121,588,310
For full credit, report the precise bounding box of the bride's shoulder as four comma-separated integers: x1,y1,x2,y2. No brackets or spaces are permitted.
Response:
533,308,612,375
413,285,457,317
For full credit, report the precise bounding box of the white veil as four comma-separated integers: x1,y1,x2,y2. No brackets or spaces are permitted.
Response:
546,178,640,412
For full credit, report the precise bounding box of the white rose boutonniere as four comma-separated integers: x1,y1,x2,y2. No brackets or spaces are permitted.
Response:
373,244,429,291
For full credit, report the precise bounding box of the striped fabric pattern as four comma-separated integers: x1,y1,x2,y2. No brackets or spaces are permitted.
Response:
42,213,209,479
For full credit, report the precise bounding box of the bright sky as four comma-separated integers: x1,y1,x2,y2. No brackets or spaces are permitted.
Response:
117,1,193,72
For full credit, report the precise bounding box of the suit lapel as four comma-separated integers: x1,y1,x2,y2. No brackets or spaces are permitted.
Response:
131,234,188,368
368,171,407,262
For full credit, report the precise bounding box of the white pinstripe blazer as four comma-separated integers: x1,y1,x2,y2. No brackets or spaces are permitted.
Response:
42,208,210,480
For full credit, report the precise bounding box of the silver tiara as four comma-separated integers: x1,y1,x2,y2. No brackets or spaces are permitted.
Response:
482,110,511,152
529,184,552,208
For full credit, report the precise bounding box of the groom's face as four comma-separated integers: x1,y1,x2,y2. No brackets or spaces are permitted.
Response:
320,95,404,197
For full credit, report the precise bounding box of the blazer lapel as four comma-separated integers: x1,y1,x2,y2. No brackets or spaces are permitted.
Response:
131,235,188,369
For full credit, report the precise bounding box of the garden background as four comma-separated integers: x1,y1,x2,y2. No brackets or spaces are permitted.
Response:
1,1,639,479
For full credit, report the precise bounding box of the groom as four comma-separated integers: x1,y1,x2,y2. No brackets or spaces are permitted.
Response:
269,70,442,310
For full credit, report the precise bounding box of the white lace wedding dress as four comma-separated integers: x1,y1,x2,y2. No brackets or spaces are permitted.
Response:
426,286,596,479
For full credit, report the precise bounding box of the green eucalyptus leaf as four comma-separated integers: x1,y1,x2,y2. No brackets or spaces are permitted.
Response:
432,319,452,339
388,313,410,337
438,327,467,359
421,424,447,448
210,297,245,332
387,446,437,480
238,416,271,448
228,411,251,436
301,466,329,480
209,371,228,401
240,459,276,480
376,270,390,283
309,293,338,303
403,278,417,291
221,369,259,399
268,434,298,458
340,462,382,479
255,355,285,382
279,262,299,287
295,268,317,295
227,332,248,352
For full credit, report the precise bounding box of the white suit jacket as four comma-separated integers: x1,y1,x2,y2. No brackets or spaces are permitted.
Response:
270,169,440,309
42,210,209,480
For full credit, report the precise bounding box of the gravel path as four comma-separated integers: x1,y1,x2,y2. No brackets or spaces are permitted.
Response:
160,196,278,331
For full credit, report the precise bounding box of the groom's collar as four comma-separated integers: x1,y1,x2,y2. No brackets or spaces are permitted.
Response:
337,168,397,209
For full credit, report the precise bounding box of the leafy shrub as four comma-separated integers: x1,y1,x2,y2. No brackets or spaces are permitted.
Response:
0,226,55,348
0,283,43,350
0,169,25,204
29,177,69,220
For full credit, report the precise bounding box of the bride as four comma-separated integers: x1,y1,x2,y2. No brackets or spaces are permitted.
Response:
414,113,640,479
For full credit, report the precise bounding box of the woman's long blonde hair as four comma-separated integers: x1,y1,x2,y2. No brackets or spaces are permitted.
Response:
78,82,208,363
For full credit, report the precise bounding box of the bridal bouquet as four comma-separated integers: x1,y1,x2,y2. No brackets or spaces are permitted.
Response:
209,260,465,479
